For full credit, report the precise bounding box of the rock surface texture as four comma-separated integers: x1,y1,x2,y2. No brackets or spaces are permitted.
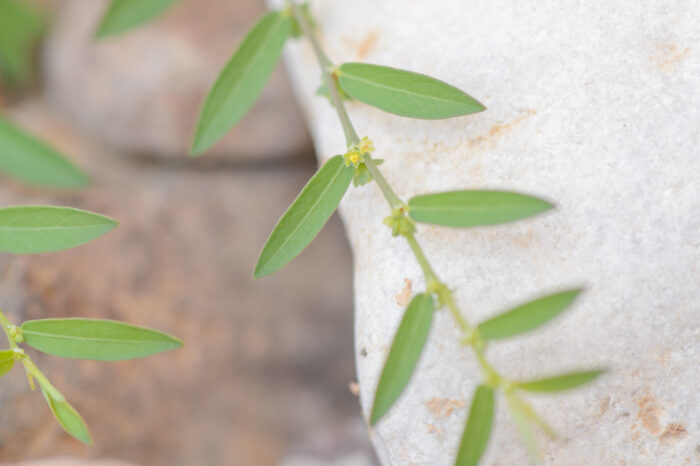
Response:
281,1,699,464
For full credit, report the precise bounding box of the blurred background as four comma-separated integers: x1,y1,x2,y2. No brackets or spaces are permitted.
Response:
0,0,376,464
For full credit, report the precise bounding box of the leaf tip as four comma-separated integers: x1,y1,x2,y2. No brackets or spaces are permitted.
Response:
563,287,585,303
170,336,185,349
472,100,487,113
71,171,91,188
189,139,205,157
540,198,555,212
253,260,277,279
369,402,383,426
79,429,93,445
189,136,207,158
93,27,110,40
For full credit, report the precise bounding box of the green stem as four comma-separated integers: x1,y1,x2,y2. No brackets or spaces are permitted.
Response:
290,3,405,208
363,154,404,208
404,232,437,283
441,288,471,335
21,357,64,400
290,4,358,147
292,0,501,383
0,308,18,350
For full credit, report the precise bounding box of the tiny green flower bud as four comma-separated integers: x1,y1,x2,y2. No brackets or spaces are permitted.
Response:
12,347,26,361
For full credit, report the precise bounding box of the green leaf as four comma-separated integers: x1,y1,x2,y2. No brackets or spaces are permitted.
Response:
96,0,180,38
337,62,485,119
41,386,92,445
22,356,91,444
408,190,553,228
0,0,45,86
370,293,434,425
21,318,183,361
191,11,291,156
0,349,14,377
507,394,540,463
455,385,495,466
0,118,88,188
254,155,353,278
0,206,117,254
515,369,605,393
478,289,582,340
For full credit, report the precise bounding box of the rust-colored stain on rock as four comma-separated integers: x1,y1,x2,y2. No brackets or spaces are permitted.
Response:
661,423,687,441
488,109,537,138
425,422,444,436
636,395,662,435
356,30,379,60
650,44,691,73
424,398,465,419
394,278,413,307
466,109,537,150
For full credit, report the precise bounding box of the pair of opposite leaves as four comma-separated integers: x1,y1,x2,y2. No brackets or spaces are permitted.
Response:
185,9,551,278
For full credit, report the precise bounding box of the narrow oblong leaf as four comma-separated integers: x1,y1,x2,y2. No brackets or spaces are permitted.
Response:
41,386,92,445
0,206,118,254
21,318,183,361
516,369,605,393
0,349,14,378
96,0,180,38
370,294,434,425
478,289,582,340
0,0,45,85
337,63,485,119
0,118,87,188
254,155,353,278
455,385,495,466
507,394,540,463
191,11,291,155
408,190,553,228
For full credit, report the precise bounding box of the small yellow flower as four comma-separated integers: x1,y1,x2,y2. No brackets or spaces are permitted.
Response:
358,136,375,155
344,149,361,167
344,137,375,168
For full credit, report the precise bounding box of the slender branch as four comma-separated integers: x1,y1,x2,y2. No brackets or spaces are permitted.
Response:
0,309,18,350
290,4,405,208
404,232,437,283
362,155,404,208
290,5,357,146
291,1,500,379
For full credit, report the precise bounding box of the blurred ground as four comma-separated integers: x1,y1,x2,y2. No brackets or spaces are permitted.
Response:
0,0,376,465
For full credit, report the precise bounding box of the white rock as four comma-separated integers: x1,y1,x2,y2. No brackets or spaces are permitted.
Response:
282,0,699,464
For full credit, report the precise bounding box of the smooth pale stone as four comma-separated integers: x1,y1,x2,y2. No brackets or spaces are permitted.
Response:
279,0,699,464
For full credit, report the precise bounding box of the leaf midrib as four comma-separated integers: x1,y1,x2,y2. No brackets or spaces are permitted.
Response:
261,161,346,271
342,70,469,106
0,224,110,232
24,330,166,345
411,204,528,213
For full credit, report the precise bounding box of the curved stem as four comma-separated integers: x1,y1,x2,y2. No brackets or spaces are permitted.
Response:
291,1,501,381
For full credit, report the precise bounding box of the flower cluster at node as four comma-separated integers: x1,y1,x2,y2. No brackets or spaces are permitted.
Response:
344,137,383,187
343,136,375,168
383,207,416,237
